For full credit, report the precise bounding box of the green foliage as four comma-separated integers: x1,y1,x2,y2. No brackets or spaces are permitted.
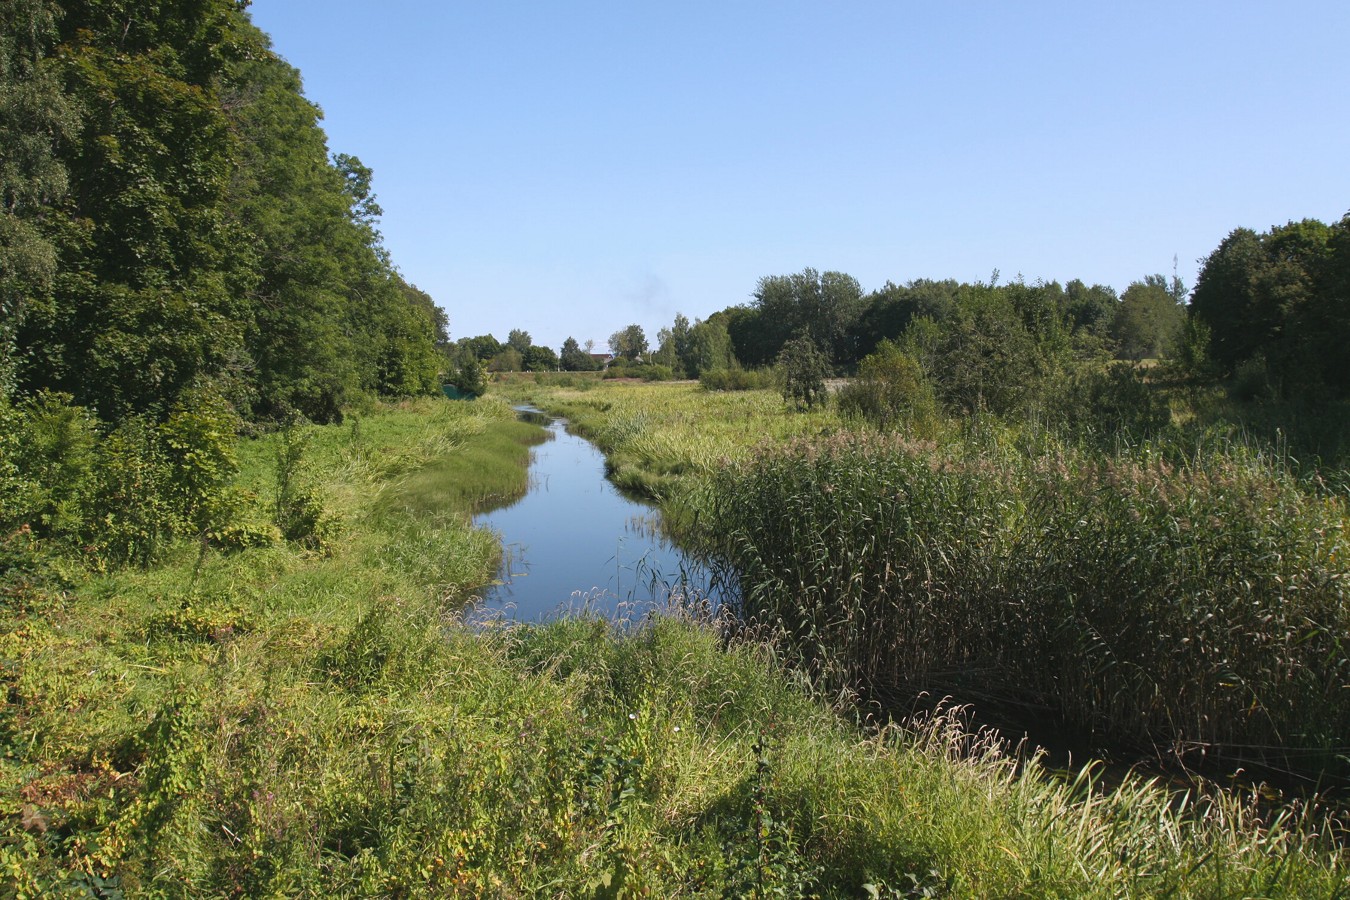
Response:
701,429,1350,782
777,334,830,410
1190,215,1350,398
1174,313,1217,382
752,268,867,368
930,287,1041,416
559,336,600,372
1111,275,1185,360
638,363,674,382
4,397,1347,896
446,349,487,397
4,2,446,425
88,415,174,567
836,340,938,434
0,387,249,567
521,343,559,372
608,323,648,361
654,313,736,378
850,279,958,362
272,420,337,550
506,328,531,353
1056,362,1171,440
159,387,240,537
457,333,503,362
487,346,523,372
699,365,778,392
0,0,78,395
3,392,97,538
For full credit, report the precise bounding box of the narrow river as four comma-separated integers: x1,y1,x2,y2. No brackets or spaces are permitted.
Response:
472,409,719,622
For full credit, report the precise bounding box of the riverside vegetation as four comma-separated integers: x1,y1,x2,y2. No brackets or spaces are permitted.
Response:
501,375,1350,888
5,1,1349,894
500,378,1350,785
3,393,1348,896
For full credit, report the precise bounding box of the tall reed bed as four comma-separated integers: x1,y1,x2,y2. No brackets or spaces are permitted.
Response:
699,430,1350,782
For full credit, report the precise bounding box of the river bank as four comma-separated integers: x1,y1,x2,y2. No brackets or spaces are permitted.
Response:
3,395,1345,895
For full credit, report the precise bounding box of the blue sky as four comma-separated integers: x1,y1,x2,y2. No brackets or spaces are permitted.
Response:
247,1,1349,353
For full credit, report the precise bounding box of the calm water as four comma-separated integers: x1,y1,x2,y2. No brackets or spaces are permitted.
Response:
471,409,718,621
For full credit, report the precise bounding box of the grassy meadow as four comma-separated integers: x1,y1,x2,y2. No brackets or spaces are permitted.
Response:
3,389,1348,896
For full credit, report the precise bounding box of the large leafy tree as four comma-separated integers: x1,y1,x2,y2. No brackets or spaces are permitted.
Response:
14,0,249,418
7,3,447,423
522,344,558,372
609,323,647,361
0,0,78,394
559,336,596,371
1189,217,1344,395
1112,276,1185,361
849,279,958,361
751,268,865,369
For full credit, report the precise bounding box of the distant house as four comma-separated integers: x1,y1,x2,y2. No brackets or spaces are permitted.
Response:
589,352,614,368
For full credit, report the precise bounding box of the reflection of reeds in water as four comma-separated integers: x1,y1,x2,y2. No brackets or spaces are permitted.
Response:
624,512,662,540
461,583,725,632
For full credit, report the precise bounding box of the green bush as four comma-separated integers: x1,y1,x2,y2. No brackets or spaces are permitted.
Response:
837,340,938,434
160,386,242,537
272,420,339,550
777,335,830,410
639,363,674,382
88,415,175,567
1055,362,1170,441
4,392,97,539
699,366,778,392
211,520,280,553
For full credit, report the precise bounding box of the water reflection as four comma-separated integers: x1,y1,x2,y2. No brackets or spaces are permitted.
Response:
471,409,719,621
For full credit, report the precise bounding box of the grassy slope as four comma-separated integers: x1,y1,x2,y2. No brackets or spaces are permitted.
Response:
2,393,1345,896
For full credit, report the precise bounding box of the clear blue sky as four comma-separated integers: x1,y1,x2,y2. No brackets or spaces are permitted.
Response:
247,1,1349,353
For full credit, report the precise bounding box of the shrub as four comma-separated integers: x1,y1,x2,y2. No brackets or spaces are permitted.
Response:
639,364,674,382
273,420,339,550
836,340,937,434
4,392,97,539
447,356,487,397
211,520,280,553
1054,362,1170,441
777,335,830,410
699,366,777,392
88,416,175,567
160,386,242,538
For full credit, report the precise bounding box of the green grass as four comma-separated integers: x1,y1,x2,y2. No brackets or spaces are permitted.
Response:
492,377,841,499
497,379,1350,786
3,392,1348,896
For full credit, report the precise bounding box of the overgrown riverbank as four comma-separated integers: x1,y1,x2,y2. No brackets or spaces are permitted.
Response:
4,395,1348,895
495,378,1350,784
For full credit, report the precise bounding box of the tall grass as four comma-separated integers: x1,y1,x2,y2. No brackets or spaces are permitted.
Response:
5,394,1348,895
493,379,836,498
698,428,1350,783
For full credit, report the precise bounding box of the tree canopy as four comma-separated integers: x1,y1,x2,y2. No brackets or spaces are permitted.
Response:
4,0,448,424
1190,215,1350,397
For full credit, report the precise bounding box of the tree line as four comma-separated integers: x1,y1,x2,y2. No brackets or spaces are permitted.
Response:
2,1,448,565
1,0,448,425
464,210,1350,411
